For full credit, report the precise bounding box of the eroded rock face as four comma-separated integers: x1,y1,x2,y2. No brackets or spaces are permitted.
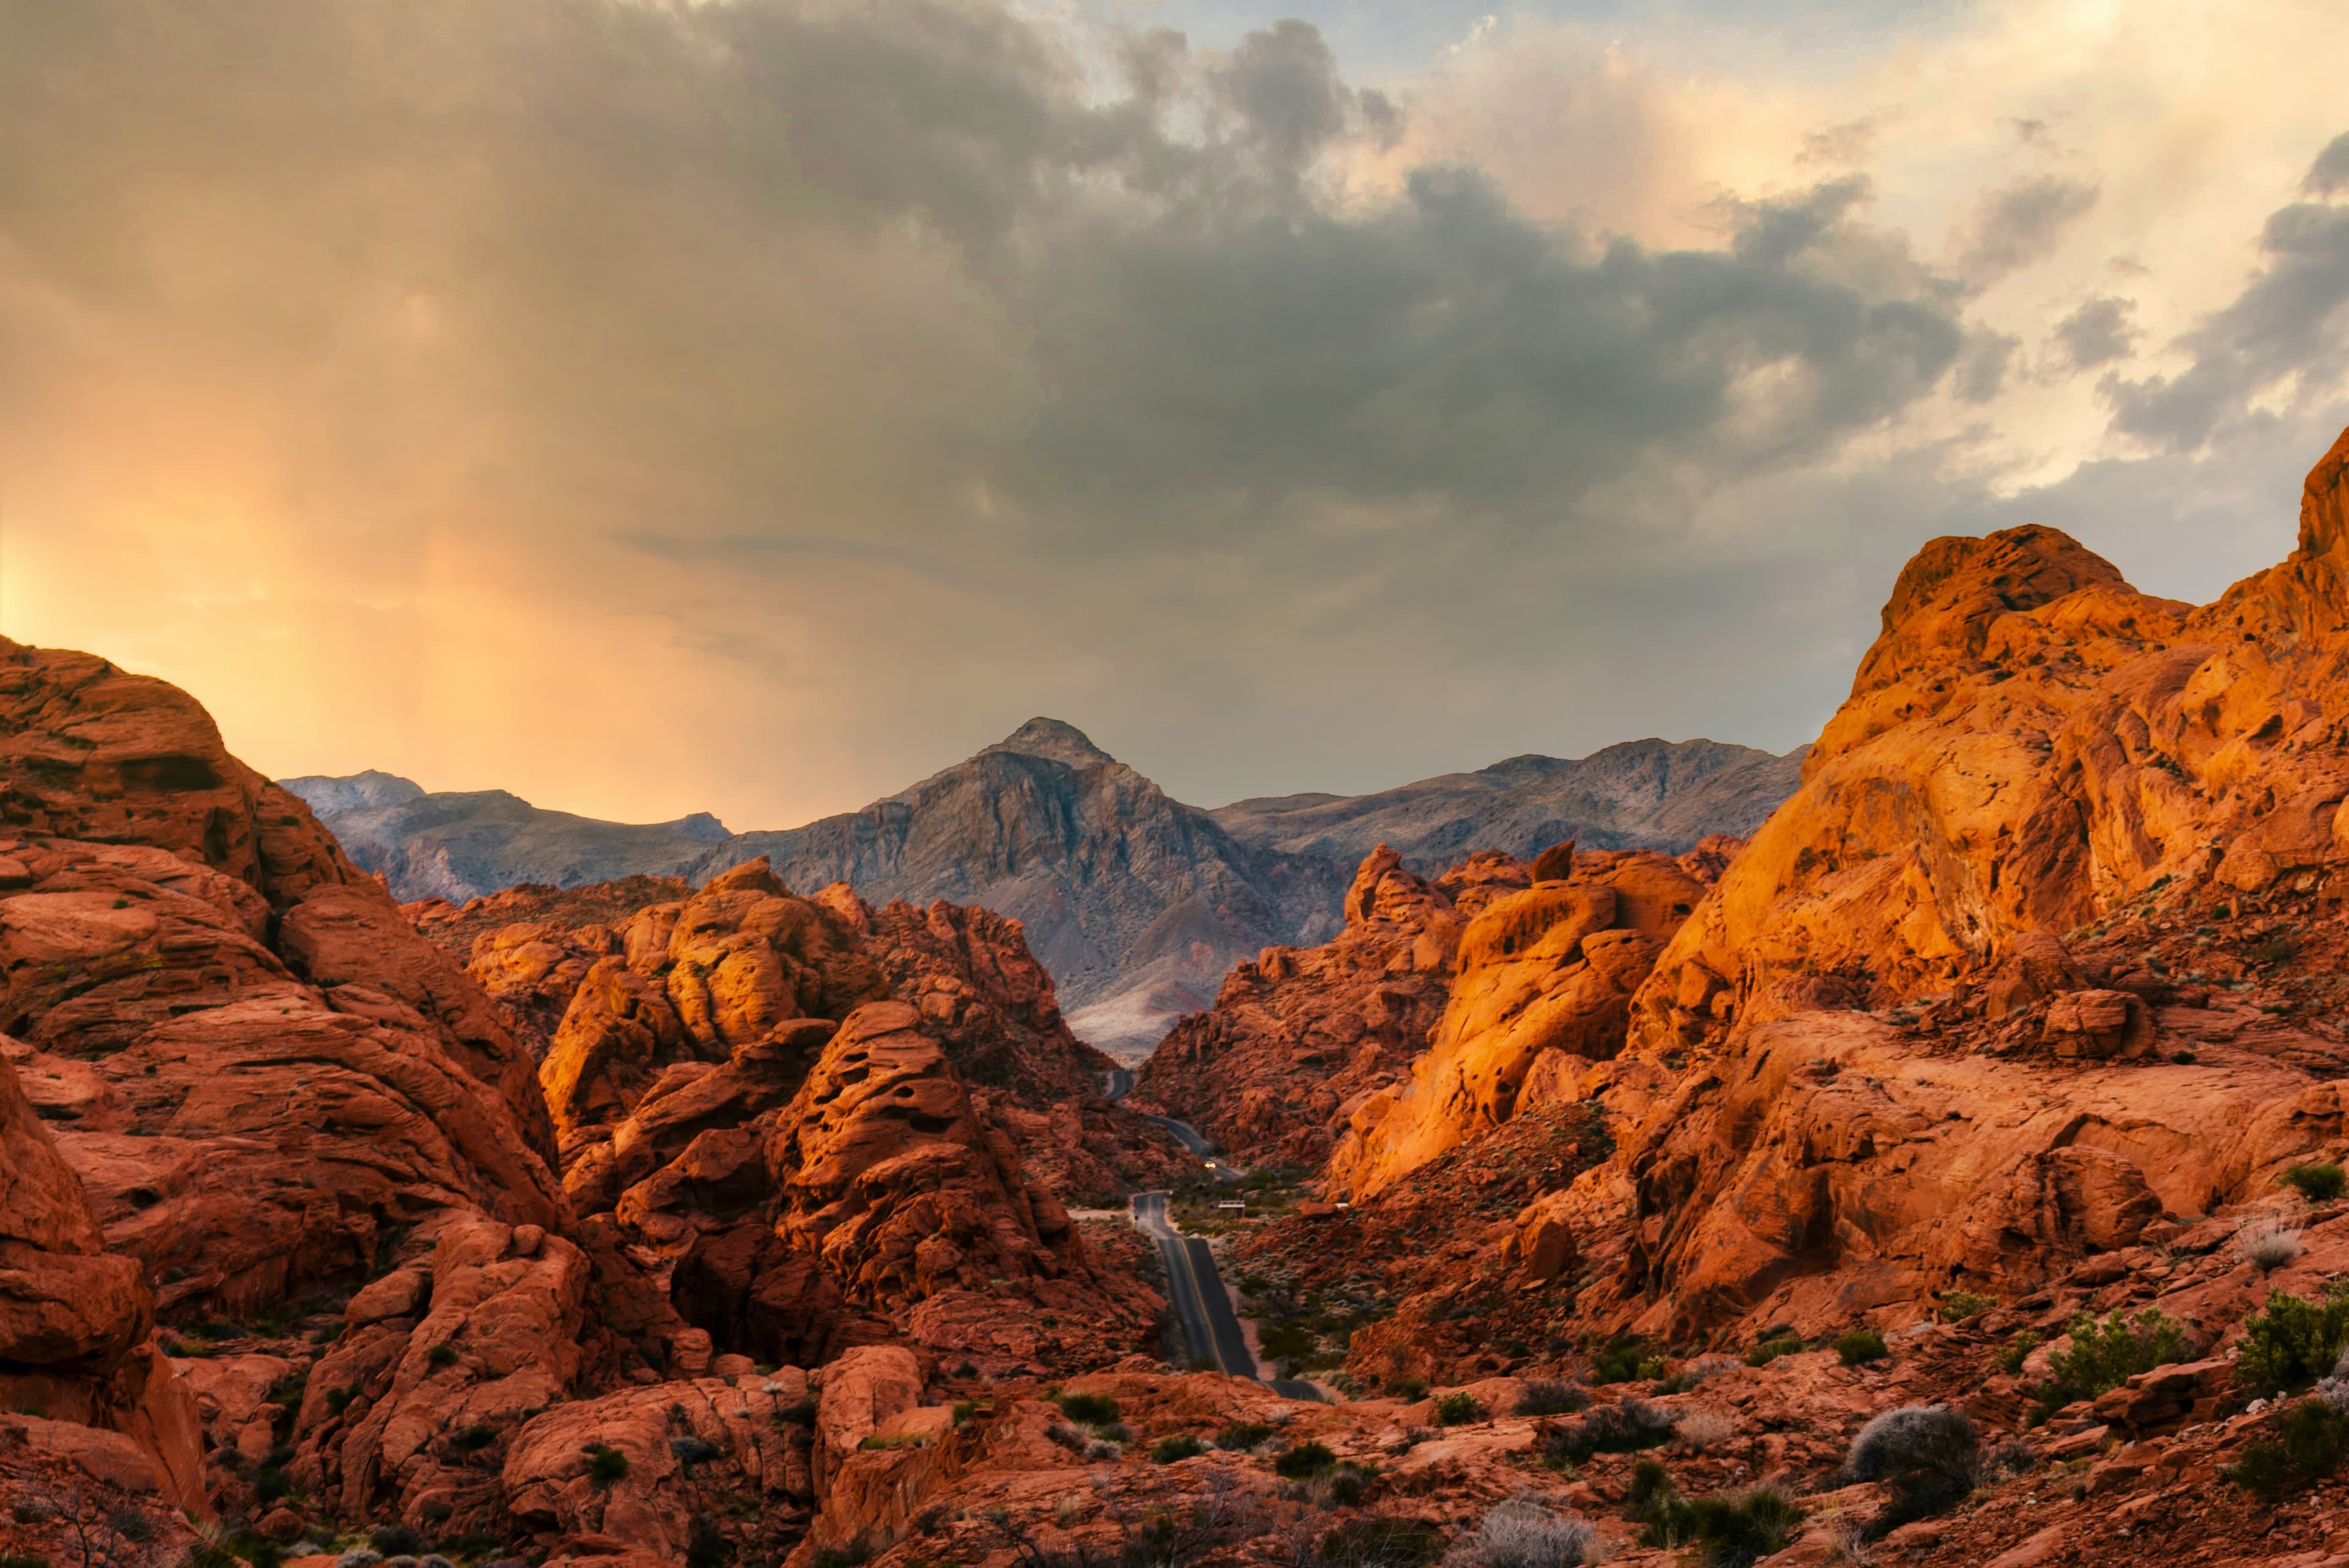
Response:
650,1000,1160,1373
0,1046,202,1511
1638,433,2349,1047
1327,845,1715,1196
1132,847,1531,1167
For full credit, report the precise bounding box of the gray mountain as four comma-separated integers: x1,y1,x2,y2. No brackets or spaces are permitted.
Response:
1211,737,1808,871
277,773,732,905
284,723,1801,1061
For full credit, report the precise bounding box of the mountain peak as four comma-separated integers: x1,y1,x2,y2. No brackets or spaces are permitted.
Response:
987,717,1115,768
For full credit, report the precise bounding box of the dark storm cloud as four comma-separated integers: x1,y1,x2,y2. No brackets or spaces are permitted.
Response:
2105,154,2349,452
1955,175,2101,284
2306,132,2349,198
2051,295,2140,371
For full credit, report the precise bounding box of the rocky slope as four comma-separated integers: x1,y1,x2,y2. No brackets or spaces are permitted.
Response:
29,430,2349,1568
278,770,732,905
1210,737,1803,871
0,641,1167,1566
291,725,1801,1062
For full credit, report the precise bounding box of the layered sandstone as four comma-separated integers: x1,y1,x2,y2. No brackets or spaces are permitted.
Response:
1132,847,1531,1167
1326,844,1718,1195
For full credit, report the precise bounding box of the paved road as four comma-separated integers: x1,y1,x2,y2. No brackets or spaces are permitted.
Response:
1130,1191,1321,1402
1102,1071,1249,1181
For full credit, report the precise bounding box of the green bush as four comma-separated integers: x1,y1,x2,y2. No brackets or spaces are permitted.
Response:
1992,1331,2042,1377
2036,1308,2184,1413
449,1422,497,1452
1636,1476,1802,1568
1273,1440,1335,1478
1,1552,53,1568
1259,1320,1317,1364
1433,1391,1483,1426
2227,1397,2349,1498
2237,1281,2349,1394
1388,1376,1427,1399
2283,1162,2348,1202
1216,1421,1276,1451
776,1396,819,1427
1150,1435,1204,1463
1744,1336,1804,1369
1590,1336,1649,1384
586,1443,629,1485
369,1526,425,1557
427,1342,458,1368
1836,1329,1889,1366
1053,1392,1119,1426
1940,1291,1995,1324
324,1384,359,1416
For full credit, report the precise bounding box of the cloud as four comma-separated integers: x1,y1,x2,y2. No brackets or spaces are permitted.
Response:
2051,295,2140,371
1955,175,2101,284
2307,132,2349,197
2105,177,2349,452
2,0,2348,828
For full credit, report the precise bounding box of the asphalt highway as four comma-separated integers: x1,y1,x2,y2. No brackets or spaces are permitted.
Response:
1130,1191,1323,1402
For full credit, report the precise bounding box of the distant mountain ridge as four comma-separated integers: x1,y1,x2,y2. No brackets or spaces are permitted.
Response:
283,724,1802,1060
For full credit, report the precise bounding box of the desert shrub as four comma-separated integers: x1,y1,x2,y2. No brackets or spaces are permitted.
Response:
253,1466,291,1501
1,1553,50,1568
325,1384,360,1416
1434,1392,1484,1426
1082,1438,1120,1461
2037,1308,2184,1412
426,1343,458,1368
1044,1424,1085,1452
1589,1336,1649,1384
1318,1517,1444,1568
671,1435,724,1467
2225,1397,2349,1498
1844,1405,1979,1535
1684,1487,1803,1568
2284,1162,2348,1202
1675,1410,1734,1451
1940,1291,1995,1323
1096,1421,1135,1444
1992,1330,2041,1376
1744,1335,1803,1368
1320,1463,1373,1507
1274,1440,1335,1478
1835,1329,1888,1366
1053,1392,1119,1425
1515,1381,1590,1417
951,1400,986,1425
2238,1280,2349,1392
1389,1376,1428,1399
776,1396,818,1427
585,1444,629,1485
1260,1320,1318,1364
1458,1495,1594,1568
1543,1399,1678,1465
448,1423,495,1452
368,1528,425,1558
1150,1435,1204,1463
1637,1478,1802,1568
2241,1220,2307,1272
1216,1421,1276,1451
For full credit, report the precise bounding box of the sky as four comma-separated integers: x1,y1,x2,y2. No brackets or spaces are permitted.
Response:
3,0,2347,830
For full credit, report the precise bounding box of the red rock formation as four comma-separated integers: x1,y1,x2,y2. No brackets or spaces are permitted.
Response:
0,1045,202,1510
1327,845,1713,1195
1133,847,1531,1167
